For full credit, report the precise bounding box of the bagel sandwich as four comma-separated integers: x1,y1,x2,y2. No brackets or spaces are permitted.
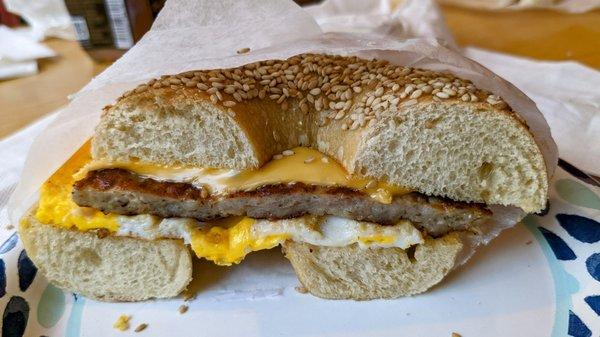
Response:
19,53,549,301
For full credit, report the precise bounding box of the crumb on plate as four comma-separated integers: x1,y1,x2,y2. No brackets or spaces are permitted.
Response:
295,286,308,294
134,323,148,333
113,314,131,331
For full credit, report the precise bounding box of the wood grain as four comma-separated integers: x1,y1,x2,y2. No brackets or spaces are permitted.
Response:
442,5,600,68
0,39,109,138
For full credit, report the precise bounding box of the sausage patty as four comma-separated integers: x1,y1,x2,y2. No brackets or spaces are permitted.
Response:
72,169,492,236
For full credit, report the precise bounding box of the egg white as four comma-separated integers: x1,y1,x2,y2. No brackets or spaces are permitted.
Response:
115,214,424,249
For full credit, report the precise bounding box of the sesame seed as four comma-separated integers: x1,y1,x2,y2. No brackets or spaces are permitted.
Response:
435,91,450,99
237,47,251,54
421,85,433,93
233,92,243,102
304,157,315,163
443,88,457,96
273,154,283,160
134,324,148,333
132,54,503,133
321,157,330,163
282,150,295,156
402,99,418,107
315,98,323,111
178,305,189,314
410,89,422,99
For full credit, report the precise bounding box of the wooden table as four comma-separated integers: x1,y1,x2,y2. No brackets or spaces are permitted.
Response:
1,5,599,139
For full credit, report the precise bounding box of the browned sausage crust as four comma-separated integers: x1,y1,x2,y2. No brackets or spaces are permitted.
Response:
72,169,492,236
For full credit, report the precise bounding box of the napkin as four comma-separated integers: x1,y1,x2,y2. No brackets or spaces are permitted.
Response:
0,25,56,79
4,0,75,40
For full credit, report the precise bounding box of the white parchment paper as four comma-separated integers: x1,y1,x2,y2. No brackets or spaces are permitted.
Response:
7,0,558,226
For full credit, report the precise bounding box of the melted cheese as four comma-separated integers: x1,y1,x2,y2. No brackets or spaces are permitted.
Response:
74,147,410,204
34,142,423,266
35,141,120,232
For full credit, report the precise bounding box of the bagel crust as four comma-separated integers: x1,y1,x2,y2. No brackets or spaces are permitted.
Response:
94,53,547,212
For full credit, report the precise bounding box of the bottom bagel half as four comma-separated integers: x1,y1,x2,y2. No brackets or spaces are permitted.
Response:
19,209,465,301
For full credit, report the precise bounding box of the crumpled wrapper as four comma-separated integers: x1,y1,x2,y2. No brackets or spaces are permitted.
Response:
4,0,76,41
7,0,558,278
7,0,557,228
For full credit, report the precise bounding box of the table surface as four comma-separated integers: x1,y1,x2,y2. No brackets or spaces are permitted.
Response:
1,5,599,139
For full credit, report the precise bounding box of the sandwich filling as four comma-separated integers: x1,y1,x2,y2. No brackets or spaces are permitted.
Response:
73,146,410,204
35,141,430,265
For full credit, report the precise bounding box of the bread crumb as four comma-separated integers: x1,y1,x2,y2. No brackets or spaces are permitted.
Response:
525,240,532,245
134,323,148,333
178,304,189,314
113,315,131,331
183,292,196,302
295,286,308,294
452,333,462,337
96,228,110,239
5,224,14,230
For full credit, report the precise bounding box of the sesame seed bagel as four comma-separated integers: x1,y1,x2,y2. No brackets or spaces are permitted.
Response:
93,53,547,212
